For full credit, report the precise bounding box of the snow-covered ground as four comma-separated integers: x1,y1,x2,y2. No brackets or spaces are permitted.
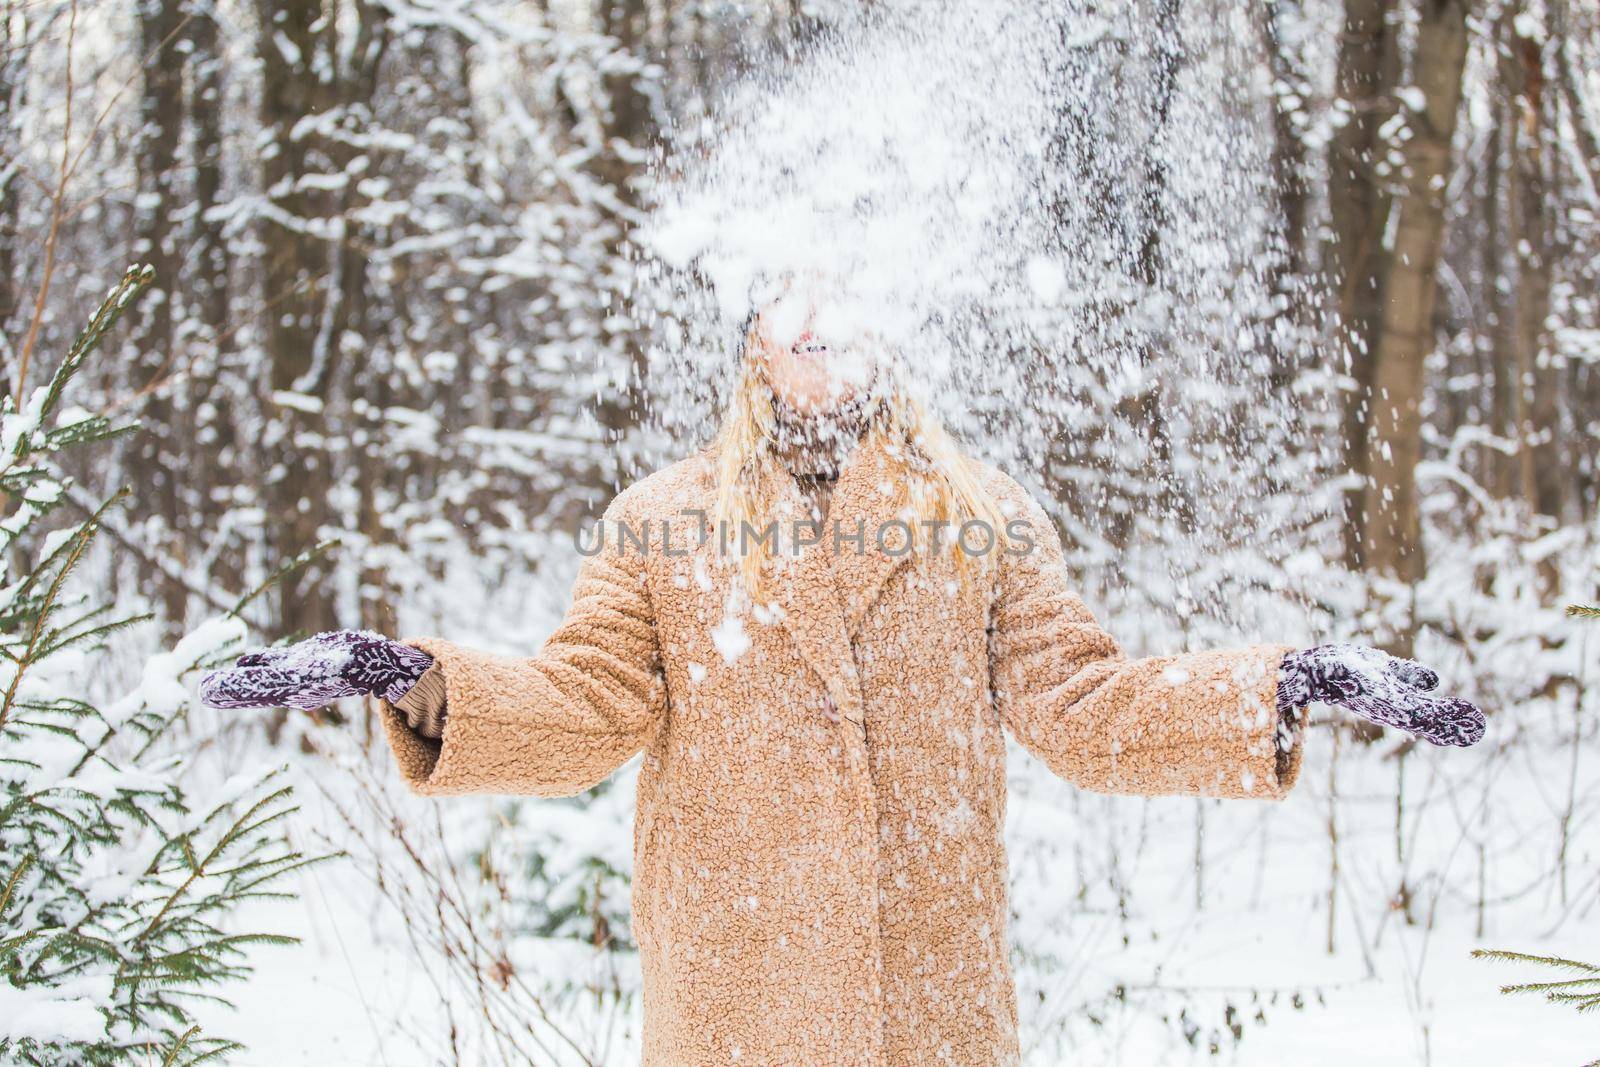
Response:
216,715,1599,1066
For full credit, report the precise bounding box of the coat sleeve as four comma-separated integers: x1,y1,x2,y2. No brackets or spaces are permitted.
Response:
986,477,1302,800
377,495,667,798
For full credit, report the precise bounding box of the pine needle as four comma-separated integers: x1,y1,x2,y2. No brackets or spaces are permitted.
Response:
1472,949,1600,974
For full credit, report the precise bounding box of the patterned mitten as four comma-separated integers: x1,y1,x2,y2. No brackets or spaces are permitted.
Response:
199,630,433,710
1277,643,1485,747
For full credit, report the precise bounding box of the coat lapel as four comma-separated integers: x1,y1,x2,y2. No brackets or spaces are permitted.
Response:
766,433,917,702
826,432,916,635
760,466,852,705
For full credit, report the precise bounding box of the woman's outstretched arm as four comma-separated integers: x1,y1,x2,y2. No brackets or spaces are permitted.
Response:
376,486,668,797
986,479,1295,799
984,477,1482,800
204,492,667,798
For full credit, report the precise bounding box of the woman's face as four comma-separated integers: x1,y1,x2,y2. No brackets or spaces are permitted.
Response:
749,285,875,416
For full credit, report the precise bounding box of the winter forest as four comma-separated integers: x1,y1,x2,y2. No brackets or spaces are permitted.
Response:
1,0,1597,1063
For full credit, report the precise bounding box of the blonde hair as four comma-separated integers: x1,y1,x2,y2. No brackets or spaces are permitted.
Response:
708,323,1008,598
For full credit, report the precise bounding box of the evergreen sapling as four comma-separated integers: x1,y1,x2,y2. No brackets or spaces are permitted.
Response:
0,266,319,1065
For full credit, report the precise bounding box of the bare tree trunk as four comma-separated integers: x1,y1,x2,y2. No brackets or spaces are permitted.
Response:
254,0,387,636
0,2,23,397
1548,0,1597,522
1489,3,1566,600
590,0,658,493
1359,0,1470,594
1325,0,1401,569
1123,0,1188,535
256,0,331,637
1482,91,1513,501
131,0,189,628
184,0,238,590
1502,14,1560,534
1259,0,1312,400
1263,2,1310,290
188,0,229,345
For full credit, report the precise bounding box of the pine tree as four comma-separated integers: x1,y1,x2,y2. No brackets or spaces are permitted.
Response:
1470,950,1600,1016
0,266,316,1064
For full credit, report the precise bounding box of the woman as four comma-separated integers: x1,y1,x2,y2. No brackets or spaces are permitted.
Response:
203,285,1484,1066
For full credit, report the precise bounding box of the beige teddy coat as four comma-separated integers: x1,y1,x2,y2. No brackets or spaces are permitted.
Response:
379,432,1302,1066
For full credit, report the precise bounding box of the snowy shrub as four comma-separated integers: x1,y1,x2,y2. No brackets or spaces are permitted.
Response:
1468,604,1600,1025
0,267,312,1064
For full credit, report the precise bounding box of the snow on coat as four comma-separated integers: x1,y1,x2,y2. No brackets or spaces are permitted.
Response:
378,432,1300,1066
